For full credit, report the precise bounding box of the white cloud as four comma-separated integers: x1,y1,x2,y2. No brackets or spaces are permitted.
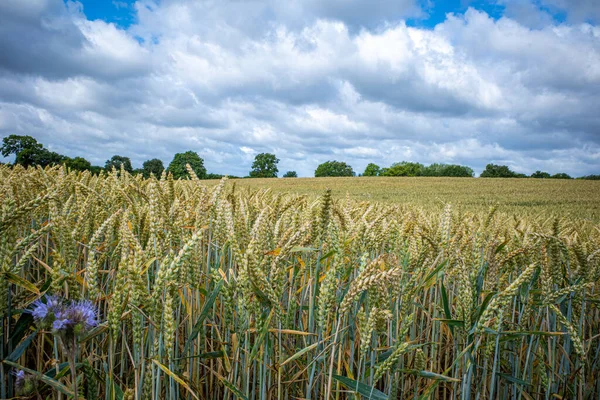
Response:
0,0,599,177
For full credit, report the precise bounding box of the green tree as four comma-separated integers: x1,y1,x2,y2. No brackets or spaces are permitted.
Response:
382,162,424,177
168,151,207,179
1,135,42,157
550,172,572,179
480,164,522,178
64,156,92,171
421,163,473,177
105,155,133,173
142,158,165,178
249,153,279,178
363,163,380,176
283,171,298,178
89,166,103,175
1,134,64,167
314,161,354,177
531,171,551,179
578,174,600,180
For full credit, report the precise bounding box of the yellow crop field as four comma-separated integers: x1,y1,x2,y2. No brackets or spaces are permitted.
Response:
202,176,600,222
1,165,599,399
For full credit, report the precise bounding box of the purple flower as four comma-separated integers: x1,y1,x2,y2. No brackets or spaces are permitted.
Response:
52,318,71,331
13,369,25,390
30,295,63,322
64,300,97,331
29,295,98,337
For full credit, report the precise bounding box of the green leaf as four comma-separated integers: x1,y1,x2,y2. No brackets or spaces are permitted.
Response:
417,370,460,382
250,309,273,361
440,282,452,321
290,246,318,253
319,250,337,262
497,373,531,386
422,260,447,285
153,359,200,400
9,312,33,345
44,362,70,379
281,342,319,367
435,319,465,328
4,272,40,295
184,280,223,353
6,329,38,362
332,375,388,400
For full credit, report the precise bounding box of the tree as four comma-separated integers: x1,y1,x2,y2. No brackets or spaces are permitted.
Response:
382,162,424,177
578,174,600,180
314,161,354,177
249,153,279,178
283,171,298,178
89,166,103,175
1,134,64,167
480,164,522,178
105,155,133,173
531,171,551,179
550,172,572,179
64,156,92,171
168,151,207,179
1,135,42,158
363,163,380,177
142,158,165,178
420,163,473,177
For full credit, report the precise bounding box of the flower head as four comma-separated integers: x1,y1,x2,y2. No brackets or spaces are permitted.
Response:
64,300,98,332
13,369,25,389
30,295,63,323
13,369,37,395
29,295,98,337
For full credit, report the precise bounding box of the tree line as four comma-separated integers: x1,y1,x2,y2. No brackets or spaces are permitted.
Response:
1,135,598,180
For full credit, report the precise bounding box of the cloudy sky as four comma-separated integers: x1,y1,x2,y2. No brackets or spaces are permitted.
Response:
0,0,599,177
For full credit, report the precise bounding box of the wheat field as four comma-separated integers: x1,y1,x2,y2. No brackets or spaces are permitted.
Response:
200,176,600,222
1,165,599,399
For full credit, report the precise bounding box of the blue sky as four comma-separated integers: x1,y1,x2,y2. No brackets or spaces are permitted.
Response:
77,1,138,27
75,0,564,29
0,0,599,176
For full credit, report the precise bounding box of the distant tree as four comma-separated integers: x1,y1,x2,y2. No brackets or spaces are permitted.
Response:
89,166,103,175
315,161,354,177
64,156,92,171
283,171,298,178
205,173,225,179
531,171,551,179
249,153,279,178
363,163,381,177
382,162,424,177
480,164,522,178
550,172,572,179
421,163,473,177
142,158,165,178
168,151,207,179
578,174,600,180
105,155,133,173
1,134,64,167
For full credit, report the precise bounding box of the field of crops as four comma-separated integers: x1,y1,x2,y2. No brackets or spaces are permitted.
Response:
201,176,600,222
1,165,599,399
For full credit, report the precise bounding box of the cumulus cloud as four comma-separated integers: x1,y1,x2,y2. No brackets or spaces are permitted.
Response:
0,0,599,177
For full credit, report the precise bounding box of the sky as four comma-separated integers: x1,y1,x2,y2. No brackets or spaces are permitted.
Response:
0,0,599,177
